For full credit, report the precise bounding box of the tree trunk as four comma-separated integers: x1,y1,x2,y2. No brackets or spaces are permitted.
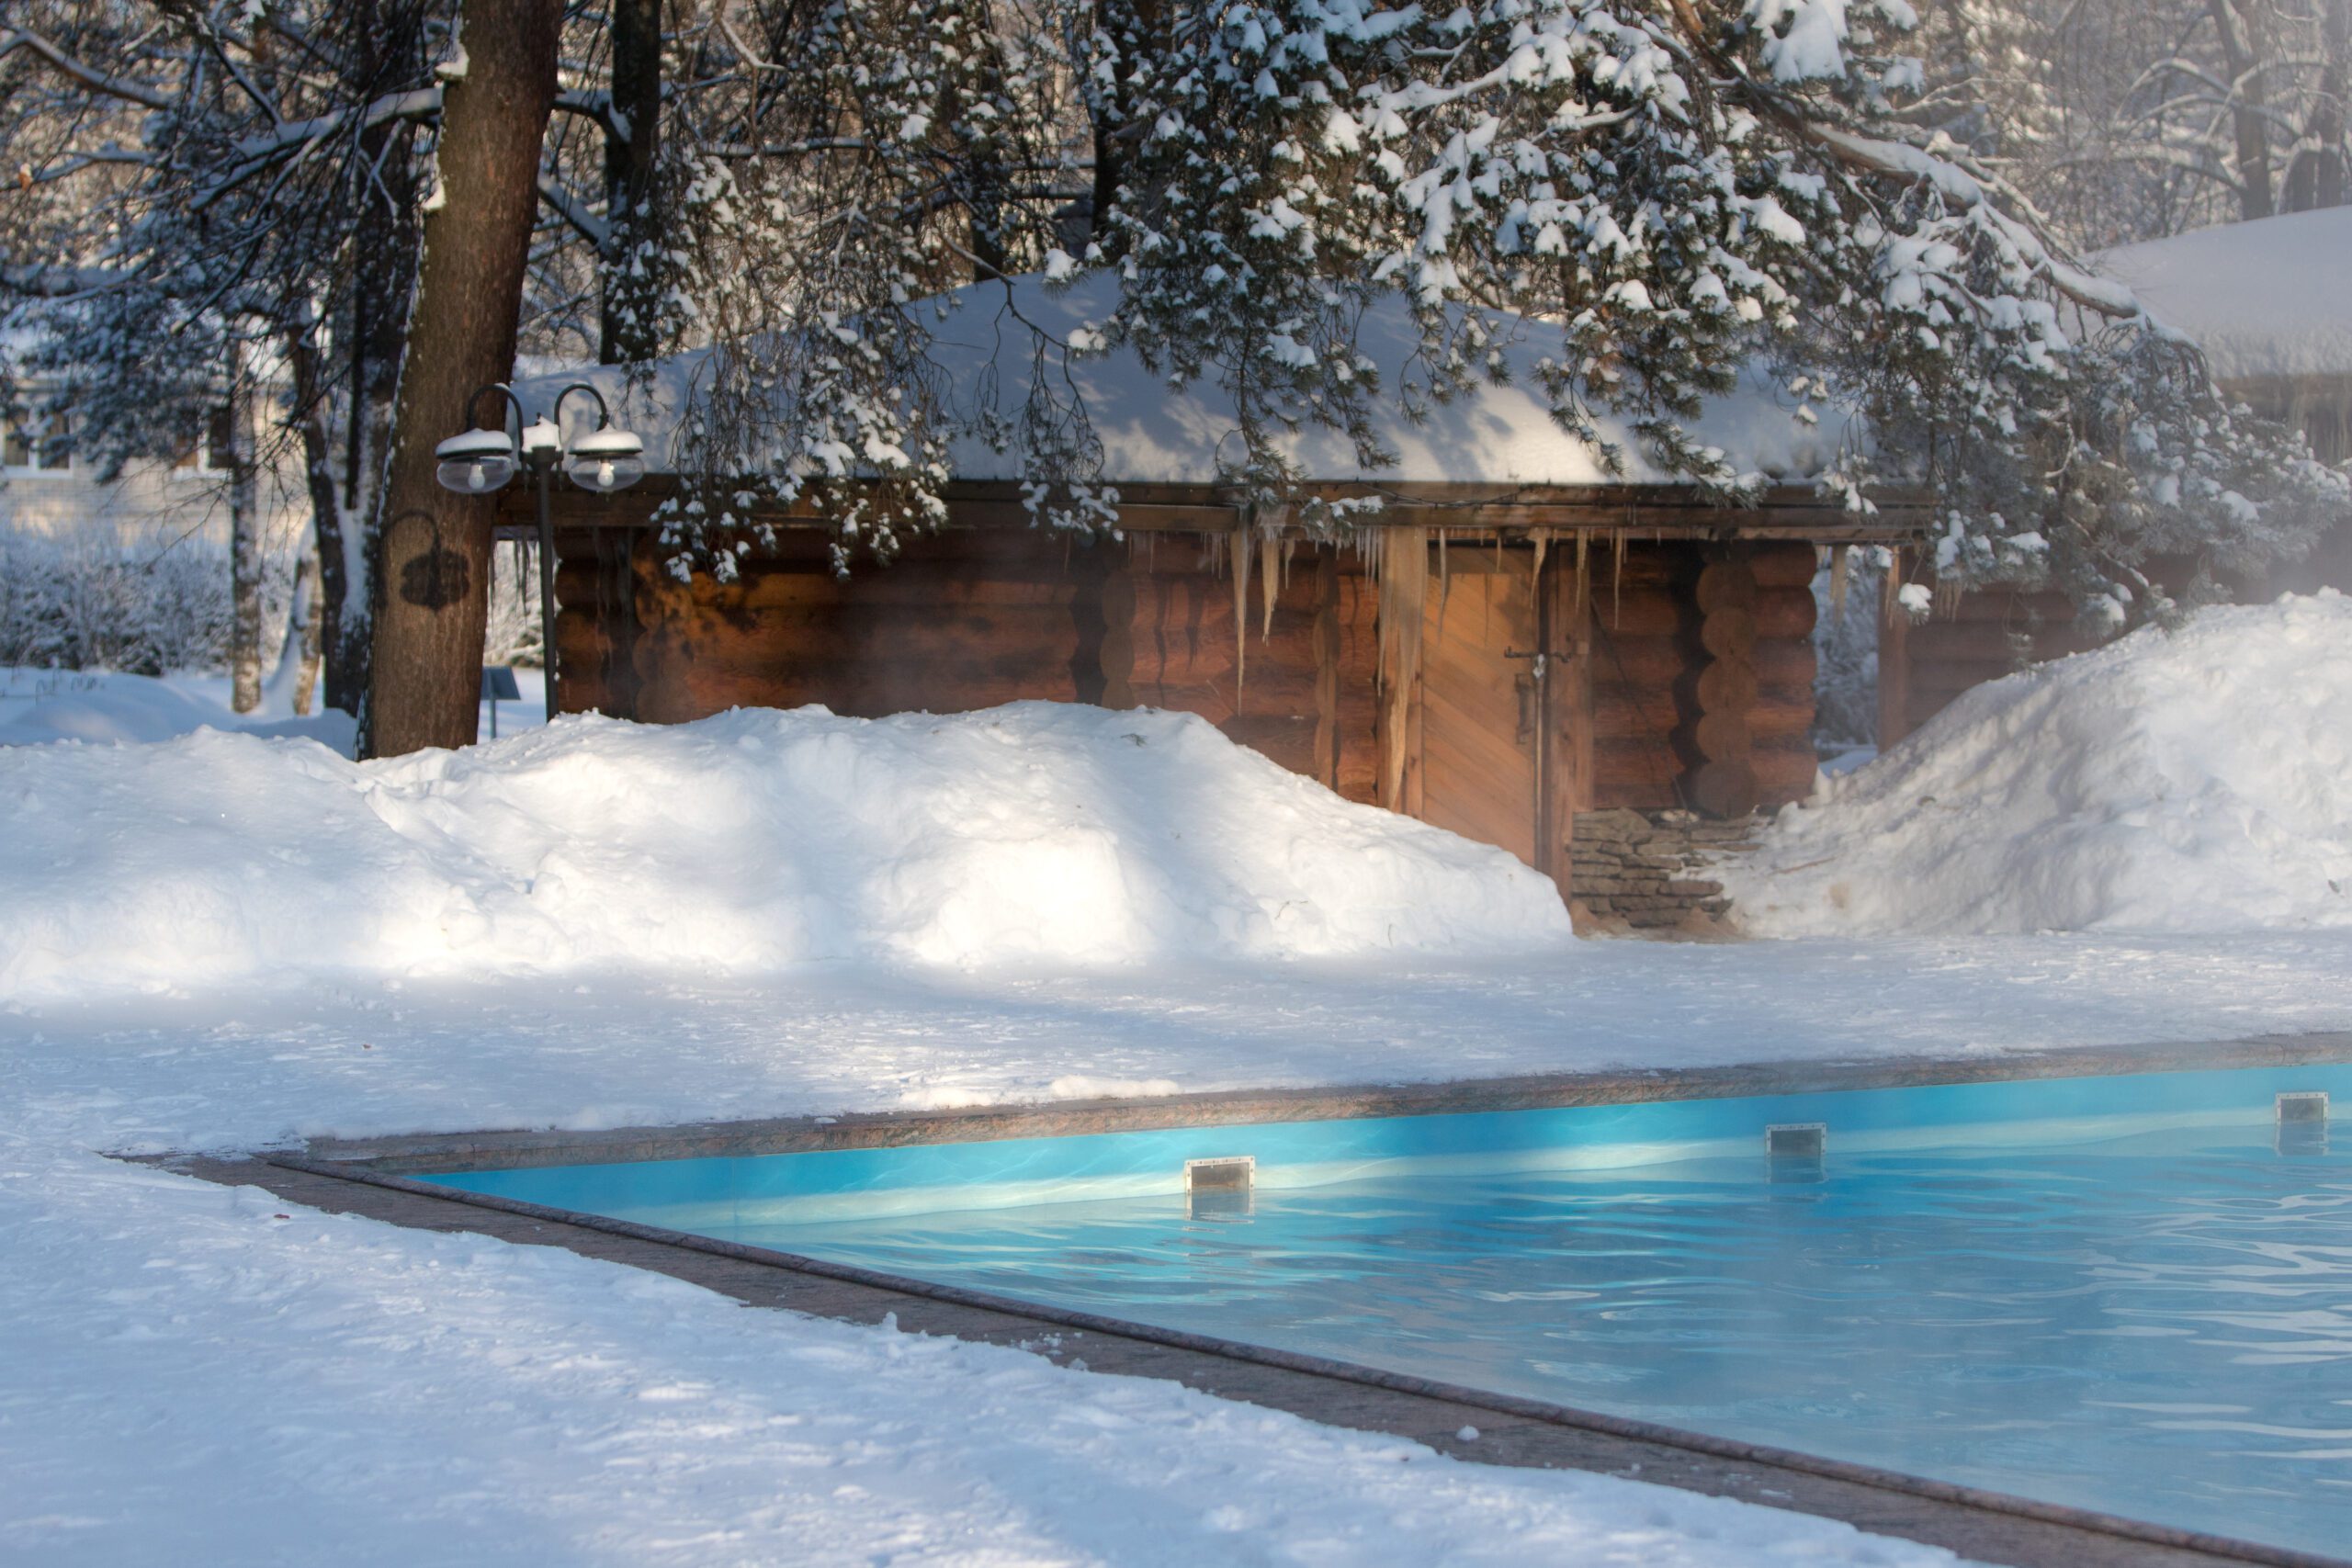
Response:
227,355,266,714
2288,0,2350,210
2210,0,2279,220
363,0,564,758
264,546,324,717
600,0,663,364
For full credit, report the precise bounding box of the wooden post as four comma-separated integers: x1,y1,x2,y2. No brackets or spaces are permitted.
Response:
1100,538,1137,709
1312,545,1340,789
594,526,643,717
1877,547,1912,751
1376,527,1430,815
1546,547,1595,890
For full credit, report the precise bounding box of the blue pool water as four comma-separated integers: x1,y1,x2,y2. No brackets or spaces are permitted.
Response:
427,1066,2352,1557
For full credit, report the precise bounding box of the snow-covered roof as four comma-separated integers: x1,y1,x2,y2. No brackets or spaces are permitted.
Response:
2101,207,2352,384
520,273,1854,491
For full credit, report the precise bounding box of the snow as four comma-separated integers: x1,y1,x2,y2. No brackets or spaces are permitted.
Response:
0,695,2079,1568
1723,592,2352,936
0,700,1569,1003
520,273,1855,489
2101,206,2352,382
16,656,2352,1563
0,665,542,752
0,665,361,750
2,1075,1984,1568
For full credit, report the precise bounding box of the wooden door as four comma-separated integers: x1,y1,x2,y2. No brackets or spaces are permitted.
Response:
1419,549,1542,866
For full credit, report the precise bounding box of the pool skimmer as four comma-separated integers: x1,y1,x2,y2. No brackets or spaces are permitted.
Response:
2278,1091,2329,1155
1765,1122,1826,1183
1184,1156,1255,1219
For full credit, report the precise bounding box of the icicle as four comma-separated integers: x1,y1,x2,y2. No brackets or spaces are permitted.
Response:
1611,529,1626,627
1433,529,1452,645
1261,531,1281,639
1231,521,1253,692
1529,527,1550,589
1828,544,1851,617
1574,530,1589,622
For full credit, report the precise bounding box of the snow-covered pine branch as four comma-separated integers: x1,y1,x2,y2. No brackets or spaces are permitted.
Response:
1070,0,2345,616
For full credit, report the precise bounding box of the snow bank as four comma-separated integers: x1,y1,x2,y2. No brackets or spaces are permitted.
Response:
0,666,358,750
521,272,1853,489
2103,207,2352,382
0,701,1568,998
1723,593,2352,936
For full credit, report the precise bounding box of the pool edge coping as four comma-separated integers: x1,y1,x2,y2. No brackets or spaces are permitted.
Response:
301,1029,2352,1175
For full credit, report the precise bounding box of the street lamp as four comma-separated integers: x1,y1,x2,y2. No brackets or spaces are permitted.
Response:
434,382,643,724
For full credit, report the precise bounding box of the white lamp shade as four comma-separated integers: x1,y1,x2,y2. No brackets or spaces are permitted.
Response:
433,428,518,493
564,425,647,493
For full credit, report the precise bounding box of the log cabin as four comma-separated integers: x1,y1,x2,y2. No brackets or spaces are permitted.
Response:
1881,206,2352,749
511,275,1924,925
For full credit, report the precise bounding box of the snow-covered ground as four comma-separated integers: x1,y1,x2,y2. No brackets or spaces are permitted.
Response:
0,662,543,752
1726,593,2352,936
11,664,2352,1564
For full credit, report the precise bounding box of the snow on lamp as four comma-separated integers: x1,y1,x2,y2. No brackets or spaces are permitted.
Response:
433,427,519,494
564,425,645,494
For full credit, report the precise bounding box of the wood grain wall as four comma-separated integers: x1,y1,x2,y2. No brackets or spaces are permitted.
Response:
550,529,1819,818
1586,539,1817,811
1877,582,2092,749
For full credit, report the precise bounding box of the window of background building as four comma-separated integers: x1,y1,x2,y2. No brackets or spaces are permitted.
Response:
3,407,73,472
172,406,234,473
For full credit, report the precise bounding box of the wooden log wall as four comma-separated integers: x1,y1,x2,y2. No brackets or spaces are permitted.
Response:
1587,539,1818,812
547,528,1817,823
1877,581,2091,749
1121,536,1382,800
549,526,642,717
613,528,1106,724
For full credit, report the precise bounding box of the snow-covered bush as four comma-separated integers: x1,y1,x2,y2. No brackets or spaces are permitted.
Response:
0,534,244,674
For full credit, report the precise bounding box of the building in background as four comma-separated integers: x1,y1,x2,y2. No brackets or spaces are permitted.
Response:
1875,206,2352,750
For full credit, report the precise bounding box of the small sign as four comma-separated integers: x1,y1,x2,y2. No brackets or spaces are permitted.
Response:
480,665,521,701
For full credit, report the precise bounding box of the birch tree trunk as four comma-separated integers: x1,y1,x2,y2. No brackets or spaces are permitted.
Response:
363,0,564,758
265,547,324,717
227,355,265,715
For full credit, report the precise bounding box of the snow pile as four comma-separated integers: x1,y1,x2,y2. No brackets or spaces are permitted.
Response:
1724,593,2352,936
522,272,1853,489
0,701,1569,999
2103,207,2352,381
0,665,358,750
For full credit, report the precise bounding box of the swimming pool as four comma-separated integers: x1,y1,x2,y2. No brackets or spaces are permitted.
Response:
423,1064,2352,1559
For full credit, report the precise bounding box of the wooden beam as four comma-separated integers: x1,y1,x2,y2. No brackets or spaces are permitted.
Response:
510,471,1930,542
1375,529,1430,815
1547,549,1596,893
1312,546,1341,790
1100,540,1136,709
1877,547,1913,751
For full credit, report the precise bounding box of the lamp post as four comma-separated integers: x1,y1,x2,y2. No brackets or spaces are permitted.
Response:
434,383,644,724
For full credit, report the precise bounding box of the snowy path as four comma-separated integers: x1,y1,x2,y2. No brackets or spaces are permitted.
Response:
12,935,2352,1562
18,932,2352,1154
